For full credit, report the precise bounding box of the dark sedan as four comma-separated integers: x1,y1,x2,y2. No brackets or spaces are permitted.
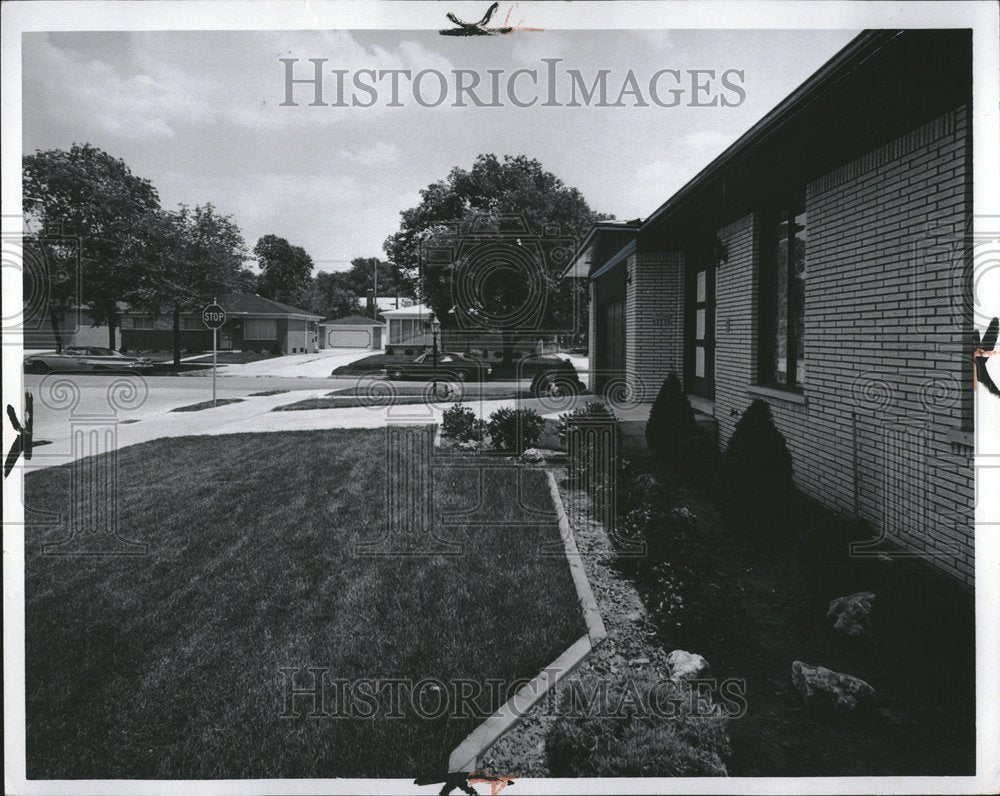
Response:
24,347,155,374
380,352,492,382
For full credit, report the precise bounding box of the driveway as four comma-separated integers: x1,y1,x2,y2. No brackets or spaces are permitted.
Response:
216,348,374,378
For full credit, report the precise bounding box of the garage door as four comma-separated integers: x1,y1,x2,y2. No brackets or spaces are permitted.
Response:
327,328,371,348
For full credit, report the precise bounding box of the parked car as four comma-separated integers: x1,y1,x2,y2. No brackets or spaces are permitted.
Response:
24,348,155,374
380,352,491,382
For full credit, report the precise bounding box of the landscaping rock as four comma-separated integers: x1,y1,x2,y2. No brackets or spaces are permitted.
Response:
521,447,545,463
667,650,710,681
827,591,875,638
791,661,876,713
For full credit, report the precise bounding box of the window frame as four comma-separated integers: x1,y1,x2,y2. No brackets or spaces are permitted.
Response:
758,193,807,392
243,318,278,340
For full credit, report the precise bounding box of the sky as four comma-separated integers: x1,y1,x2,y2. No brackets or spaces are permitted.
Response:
22,28,859,273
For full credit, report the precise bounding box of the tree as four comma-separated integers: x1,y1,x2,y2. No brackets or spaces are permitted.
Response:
254,234,314,307
23,144,161,350
345,256,408,300
312,271,362,319
127,204,246,365
383,154,608,369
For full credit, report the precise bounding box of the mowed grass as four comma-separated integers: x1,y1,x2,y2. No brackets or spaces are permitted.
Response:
24,429,584,778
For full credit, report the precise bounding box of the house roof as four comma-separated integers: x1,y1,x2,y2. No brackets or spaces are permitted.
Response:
380,303,433,318
319,314,385,326
218,293,321,319
562,221,641,279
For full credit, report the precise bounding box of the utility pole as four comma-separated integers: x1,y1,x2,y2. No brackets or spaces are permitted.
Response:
373,260,378,319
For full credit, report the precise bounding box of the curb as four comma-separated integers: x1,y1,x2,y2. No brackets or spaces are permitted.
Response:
447,468,607,773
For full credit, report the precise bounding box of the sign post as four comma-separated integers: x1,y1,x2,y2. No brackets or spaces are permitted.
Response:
202,300,227,407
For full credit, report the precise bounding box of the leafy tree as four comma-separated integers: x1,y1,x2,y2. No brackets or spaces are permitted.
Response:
23,144,160,349
235,267,259,294
127,204,246,365
346,256,408,297
254,234,314,307
383,153,608,369
312,271,361,319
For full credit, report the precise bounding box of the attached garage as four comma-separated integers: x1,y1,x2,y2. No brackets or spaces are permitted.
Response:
318,314,385,350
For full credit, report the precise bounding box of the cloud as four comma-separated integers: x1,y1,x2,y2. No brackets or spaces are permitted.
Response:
337,142,399,166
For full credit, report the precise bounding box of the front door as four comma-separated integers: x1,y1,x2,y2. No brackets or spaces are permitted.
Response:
684,247,715,400
219,330,233,351
598,299,625,391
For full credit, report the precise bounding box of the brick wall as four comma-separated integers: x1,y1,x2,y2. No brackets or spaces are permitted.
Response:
713,107,973,584
625,251,685,402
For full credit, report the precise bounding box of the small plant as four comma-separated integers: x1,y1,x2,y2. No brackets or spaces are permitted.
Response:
645,372,701,467
531,358,584,399
486,407,544,454
441,403,484,443
715,400,794,548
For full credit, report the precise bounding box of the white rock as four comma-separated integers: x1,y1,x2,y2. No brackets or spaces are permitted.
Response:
827,591,875,638
666,649,710,681
791,660,876,713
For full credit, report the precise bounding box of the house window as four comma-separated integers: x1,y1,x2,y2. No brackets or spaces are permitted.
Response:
244,319,278,339
390,318,423,344
760,195,808,389
131,317,155,329
181,317,202,330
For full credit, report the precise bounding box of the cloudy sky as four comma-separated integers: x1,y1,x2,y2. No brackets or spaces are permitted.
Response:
23,28,858,272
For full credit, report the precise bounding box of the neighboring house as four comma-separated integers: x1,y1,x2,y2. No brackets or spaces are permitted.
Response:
23,304,124,351
121,293,321,354
564,30,973,584
318,314,385,350
356,295,415,314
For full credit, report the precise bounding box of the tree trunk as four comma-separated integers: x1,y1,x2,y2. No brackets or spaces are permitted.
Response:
48,304,63,353
172,305,181,367
107,307,117,351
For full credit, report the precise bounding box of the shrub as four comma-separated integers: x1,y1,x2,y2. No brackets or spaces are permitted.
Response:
715,400,794,548
486,407,544,454
558,401,622,484
530,358,584,399
872,562,974,698
441,403,484,443
795,515,889,605
546,674,730,777
645,372,701,467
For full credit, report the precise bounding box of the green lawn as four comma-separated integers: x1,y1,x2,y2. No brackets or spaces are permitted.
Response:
331,352,419,376
24,429,584,778
170,398,244,412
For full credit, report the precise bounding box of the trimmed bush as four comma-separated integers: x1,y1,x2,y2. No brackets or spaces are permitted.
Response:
486,407,544,454
530,358,584,399
546,674,730,776
441,403,483,443
715,400,794,548
872,562,975,699
645,372,700,467
795,515,889,605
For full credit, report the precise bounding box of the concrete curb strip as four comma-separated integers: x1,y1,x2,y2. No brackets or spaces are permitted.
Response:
447,468,607,773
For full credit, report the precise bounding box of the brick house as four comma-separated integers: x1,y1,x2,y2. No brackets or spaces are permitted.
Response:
564,30,974,583
121,293,321,354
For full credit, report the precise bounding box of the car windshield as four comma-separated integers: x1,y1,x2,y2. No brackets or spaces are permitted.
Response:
412,354,428,363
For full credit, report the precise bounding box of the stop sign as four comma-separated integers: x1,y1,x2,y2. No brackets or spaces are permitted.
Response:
202,303,226,329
